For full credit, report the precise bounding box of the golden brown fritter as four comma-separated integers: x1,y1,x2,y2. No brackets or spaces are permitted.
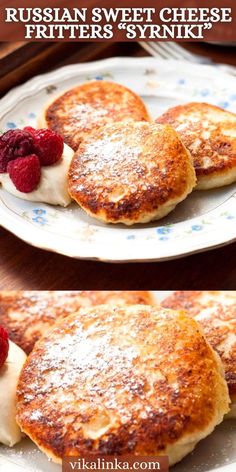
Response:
41,81,150,150
17,305,229,464
156,102,236,189
68,122,196,225
0,291,152,354
162,291,236,416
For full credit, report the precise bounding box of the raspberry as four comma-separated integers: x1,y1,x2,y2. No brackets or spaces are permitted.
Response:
0,326,9,369
32,129,64,166
7,154,41,193
0,129,34,173
0,140,11,172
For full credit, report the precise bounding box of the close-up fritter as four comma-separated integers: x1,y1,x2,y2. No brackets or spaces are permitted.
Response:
17,305,229,465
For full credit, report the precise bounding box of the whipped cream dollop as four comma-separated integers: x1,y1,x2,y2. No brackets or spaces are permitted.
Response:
0,143,74,207
0,341,27,446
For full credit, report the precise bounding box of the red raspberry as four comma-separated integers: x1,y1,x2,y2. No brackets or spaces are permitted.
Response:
29,128,63,166
23,126,37,135
0,326,9,368
7,154,41,193
0,129,34,173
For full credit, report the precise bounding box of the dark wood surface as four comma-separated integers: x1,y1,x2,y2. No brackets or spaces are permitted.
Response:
0,41,235,290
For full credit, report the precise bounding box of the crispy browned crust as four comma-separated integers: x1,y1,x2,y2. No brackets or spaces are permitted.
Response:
156,102,236,177
0,291,152,354
44,81,150,151
17,305,229,461
162,291,236,397
68,122,196,224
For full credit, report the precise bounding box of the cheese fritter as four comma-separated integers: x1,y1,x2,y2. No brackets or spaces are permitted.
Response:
40,80,150,151
16,305,229,465
68,121,196,225
0,291,152,354
162,291,236,418
156,102,236,189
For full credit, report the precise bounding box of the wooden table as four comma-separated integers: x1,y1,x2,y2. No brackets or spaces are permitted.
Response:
0,41,235,290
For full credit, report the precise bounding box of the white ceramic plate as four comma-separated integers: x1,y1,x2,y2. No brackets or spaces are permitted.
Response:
0,291,235,472
0,57,236,262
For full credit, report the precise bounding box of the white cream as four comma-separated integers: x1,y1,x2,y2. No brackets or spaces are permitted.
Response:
0,341,26,446
0,143,74,207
